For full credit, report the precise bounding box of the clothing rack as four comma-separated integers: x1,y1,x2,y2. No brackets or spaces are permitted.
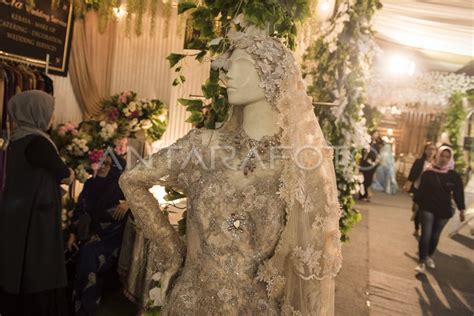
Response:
0,51,50,75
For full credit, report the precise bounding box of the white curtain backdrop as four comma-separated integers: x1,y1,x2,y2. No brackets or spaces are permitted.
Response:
53,9,209,146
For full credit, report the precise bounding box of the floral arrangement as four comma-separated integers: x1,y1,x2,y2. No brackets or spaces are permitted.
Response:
52,91,168,183
303,0,382,241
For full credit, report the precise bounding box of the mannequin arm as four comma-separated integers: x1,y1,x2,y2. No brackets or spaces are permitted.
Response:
119,130,200,299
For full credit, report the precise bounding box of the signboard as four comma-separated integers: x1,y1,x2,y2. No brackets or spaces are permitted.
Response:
463,137,474,151
0,0,74,76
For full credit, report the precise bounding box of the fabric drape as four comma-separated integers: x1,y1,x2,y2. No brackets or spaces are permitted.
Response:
69,12,116,119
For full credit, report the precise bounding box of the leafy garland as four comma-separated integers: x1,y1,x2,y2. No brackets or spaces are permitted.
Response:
362,104,381,134
167,0,311,128
27,0,174,35
303,0,382,241
443,91,469,172
426,113,444,143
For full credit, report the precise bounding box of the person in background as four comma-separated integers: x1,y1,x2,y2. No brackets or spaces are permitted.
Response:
0,90,74,316
414,146,466,274
70,155,129,316
359,131,380,202
372,137,398,195
403,142,437,237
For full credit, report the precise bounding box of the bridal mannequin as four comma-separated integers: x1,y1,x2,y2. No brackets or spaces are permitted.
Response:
119,48,285,315
119,34,341,315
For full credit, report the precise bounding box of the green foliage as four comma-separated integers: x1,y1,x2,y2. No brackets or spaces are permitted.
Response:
444,91,467,172
141,306,161,316
177,1,196,14
72,0,172,35
170,0,311,128
426,113,444,143
166,53,187,68
362,105,381,134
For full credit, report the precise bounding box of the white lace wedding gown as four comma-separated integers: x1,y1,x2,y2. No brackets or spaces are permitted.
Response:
120,33,341,316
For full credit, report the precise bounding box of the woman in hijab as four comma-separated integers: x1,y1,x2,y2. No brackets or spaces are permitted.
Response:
414,146,466,274
0,90,74,316
70,155,129,316
403,142,437,237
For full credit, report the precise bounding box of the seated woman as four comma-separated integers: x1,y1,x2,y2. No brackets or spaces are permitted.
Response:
69,155,129,315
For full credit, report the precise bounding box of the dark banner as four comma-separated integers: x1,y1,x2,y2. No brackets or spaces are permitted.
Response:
464,137,474,151
0,0,74,76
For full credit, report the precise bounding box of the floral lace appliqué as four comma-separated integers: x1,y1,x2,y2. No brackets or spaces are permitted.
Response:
291,246,323,280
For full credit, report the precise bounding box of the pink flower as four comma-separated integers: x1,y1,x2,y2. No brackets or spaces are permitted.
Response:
64,122,77,131
57,126,67,136
119,91,132,104
88,149,105,163
114,138,128,155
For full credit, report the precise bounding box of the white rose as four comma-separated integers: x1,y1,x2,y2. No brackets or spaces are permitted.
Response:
100,121,106,127
128,102,137,112
140,119,153,130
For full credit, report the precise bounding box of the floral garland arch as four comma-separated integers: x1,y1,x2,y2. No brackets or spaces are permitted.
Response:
303,0,382,240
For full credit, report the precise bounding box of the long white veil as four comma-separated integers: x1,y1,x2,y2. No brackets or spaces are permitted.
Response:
215,33,342,315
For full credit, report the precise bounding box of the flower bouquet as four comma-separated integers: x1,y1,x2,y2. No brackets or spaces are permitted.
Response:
51,91,168,183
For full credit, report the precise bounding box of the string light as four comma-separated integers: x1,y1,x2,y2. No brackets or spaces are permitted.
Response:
113,5,127,19
388,54,416,77
320,0,331,13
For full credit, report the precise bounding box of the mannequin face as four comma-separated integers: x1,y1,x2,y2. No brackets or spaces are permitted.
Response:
226,49,266,106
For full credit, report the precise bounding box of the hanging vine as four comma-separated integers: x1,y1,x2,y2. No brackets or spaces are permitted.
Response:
444,91,468,173
167,0,312,128
68,0,171,35
302,0,382,241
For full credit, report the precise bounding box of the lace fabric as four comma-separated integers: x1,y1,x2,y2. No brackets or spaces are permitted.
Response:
119,34,342,315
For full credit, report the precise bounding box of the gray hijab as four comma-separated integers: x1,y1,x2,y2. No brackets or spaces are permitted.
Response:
8,90,58,152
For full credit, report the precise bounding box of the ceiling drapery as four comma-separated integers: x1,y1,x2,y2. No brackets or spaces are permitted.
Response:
373,0,473,71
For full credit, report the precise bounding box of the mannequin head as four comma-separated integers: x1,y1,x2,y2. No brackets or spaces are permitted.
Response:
226,49,266,106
